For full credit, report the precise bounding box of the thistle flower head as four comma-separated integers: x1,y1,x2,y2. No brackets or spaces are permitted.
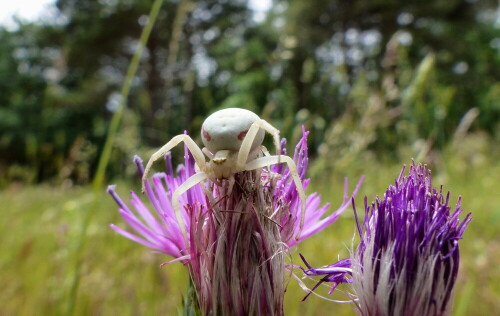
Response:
299,163,471,316
109,128,362,316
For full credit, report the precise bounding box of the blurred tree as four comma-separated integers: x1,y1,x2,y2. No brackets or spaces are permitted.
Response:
0,0,254,184
0,0,497,184
276,0,499,149
0,25,59,183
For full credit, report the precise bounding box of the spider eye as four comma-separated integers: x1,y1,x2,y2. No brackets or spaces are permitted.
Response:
237,130,248,140
202,128,212,141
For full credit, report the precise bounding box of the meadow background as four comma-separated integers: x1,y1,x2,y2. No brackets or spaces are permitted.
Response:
0,0,499,315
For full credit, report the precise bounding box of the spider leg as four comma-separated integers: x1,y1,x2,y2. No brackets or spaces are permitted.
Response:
172,171,208,248
260,145,271,157
237,119,281,168
142,134,206,193
202,147,214,159
258,145,273,173
244,155,306,241
257,120,282,155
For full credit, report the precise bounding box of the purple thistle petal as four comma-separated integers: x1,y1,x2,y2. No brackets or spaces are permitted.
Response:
110,224,164,251
276,129,363,247
294,254,353,301
129,191,166,235
117,209,168,247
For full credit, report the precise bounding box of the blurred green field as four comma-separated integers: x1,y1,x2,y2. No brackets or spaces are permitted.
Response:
1,143,499,316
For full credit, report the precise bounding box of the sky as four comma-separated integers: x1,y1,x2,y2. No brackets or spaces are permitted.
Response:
0,0,271,29
0,0,55,29
248,0,271,22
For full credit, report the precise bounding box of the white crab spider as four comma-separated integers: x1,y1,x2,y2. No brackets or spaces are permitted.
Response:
141,108,306,246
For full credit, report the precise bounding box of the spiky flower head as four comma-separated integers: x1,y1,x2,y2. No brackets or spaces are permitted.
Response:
109,128,362,316
298,163,471,316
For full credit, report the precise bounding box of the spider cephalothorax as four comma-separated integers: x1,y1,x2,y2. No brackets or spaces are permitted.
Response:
142,108,306,244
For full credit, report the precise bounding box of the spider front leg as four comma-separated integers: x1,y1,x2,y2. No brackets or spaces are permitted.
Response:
171,171,208,248
244,155,307,240
142,134,207,193
237,119,281,168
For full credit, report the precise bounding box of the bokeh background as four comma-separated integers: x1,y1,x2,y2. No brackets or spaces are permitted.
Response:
0,0,499,315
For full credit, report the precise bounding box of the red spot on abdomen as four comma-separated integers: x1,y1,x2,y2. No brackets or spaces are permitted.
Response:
238,130,248,140
202,128,212,141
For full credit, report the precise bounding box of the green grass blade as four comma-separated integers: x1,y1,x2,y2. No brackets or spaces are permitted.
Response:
64,0,164,314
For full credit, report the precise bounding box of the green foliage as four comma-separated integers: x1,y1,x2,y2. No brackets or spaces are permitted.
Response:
180,277,202,316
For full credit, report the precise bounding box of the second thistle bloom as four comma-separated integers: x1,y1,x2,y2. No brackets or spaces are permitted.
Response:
300,163,471,316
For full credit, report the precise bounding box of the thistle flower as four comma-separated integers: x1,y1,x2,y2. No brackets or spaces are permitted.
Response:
299,163,471,316
109,128,362,316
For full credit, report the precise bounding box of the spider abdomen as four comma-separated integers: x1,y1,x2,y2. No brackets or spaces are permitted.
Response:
201,108,265,153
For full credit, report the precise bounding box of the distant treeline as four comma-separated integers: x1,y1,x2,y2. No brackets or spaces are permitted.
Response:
0,0,498,185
